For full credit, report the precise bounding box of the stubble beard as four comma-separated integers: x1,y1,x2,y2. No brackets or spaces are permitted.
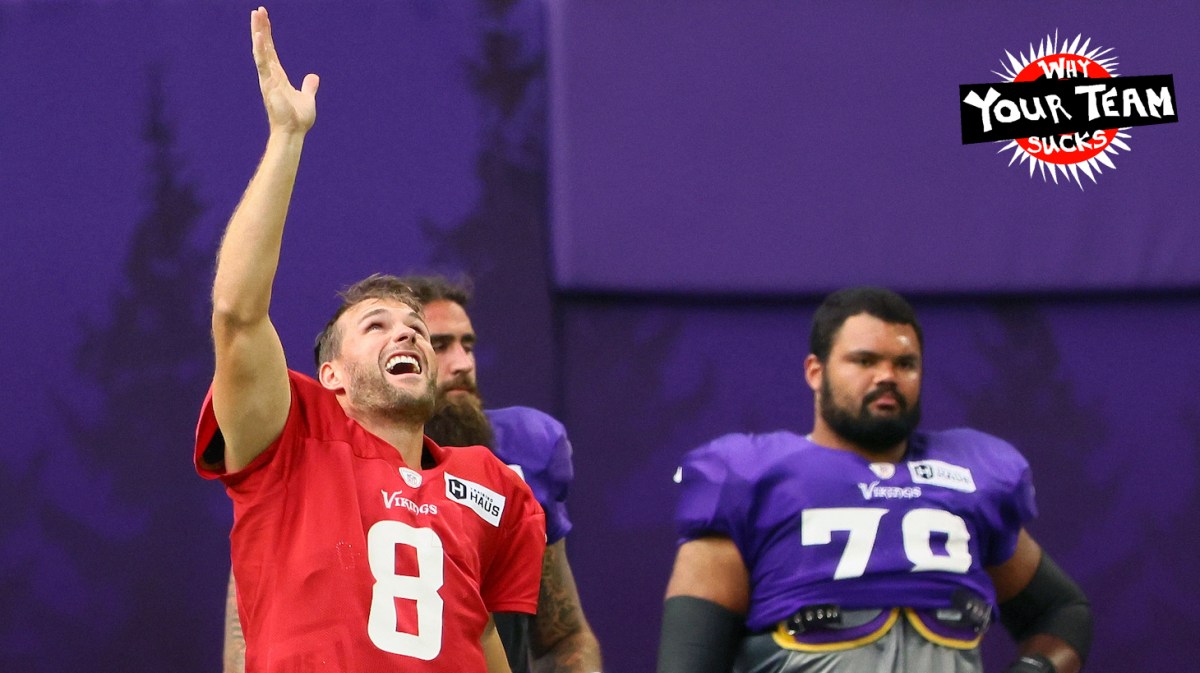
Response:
346,361,436,425
819,377,921,454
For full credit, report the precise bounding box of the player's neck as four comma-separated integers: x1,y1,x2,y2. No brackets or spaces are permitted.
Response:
333,393,432,467
374,423,428,469
807,425,908,464
345,408,429,469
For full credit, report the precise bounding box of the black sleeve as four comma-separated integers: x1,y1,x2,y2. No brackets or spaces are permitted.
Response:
657,596,746,673
493,612,532,673
999,551,1093,663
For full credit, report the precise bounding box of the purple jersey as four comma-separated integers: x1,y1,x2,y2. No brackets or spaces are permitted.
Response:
676,429,1036,632
486,406,575,544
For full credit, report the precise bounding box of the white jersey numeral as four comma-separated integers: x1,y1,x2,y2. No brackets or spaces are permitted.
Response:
801,508,887,579
801,507,972,579
902,508,972,573
366,521,445,659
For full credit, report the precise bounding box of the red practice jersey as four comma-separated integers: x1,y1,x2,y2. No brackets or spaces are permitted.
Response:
195,371,545,673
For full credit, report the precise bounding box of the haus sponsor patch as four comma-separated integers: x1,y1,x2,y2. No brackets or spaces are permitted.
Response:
908,460,977,493
445,473,506,526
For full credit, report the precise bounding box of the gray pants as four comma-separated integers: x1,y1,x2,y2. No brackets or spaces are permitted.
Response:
734,614,984,673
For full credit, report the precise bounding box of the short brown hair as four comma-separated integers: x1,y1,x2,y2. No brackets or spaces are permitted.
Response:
394,274,473,308
313,274,424,368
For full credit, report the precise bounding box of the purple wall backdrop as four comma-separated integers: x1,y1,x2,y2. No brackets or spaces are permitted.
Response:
547,1,1199,294
1,2,1197,672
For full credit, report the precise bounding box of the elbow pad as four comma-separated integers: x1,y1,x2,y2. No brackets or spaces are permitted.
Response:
999,552,1093,662
657,596,745,673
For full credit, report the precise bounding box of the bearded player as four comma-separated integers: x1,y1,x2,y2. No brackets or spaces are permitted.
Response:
222,276,603,673
406,275,603,673
222,274,604,671
658,287,1091,673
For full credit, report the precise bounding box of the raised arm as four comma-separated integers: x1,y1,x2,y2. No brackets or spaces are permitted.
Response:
211,6,319,472
529,539,602,673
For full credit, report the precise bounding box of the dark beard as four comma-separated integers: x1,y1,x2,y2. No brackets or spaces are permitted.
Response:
424,393,495,449
820,378,921,454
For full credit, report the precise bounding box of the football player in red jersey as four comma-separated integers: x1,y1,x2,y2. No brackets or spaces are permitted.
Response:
198,8,544,672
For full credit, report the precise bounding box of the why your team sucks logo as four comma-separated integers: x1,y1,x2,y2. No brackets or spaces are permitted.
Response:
960,31,1177,188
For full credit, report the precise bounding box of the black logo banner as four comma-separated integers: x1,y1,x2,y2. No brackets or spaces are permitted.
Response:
960,75,1177,144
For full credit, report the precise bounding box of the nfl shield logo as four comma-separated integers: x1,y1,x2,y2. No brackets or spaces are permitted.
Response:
399,467,423,488
869,463,896,480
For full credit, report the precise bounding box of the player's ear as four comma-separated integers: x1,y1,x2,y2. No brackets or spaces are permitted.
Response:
803,354,823,393
318,361,343,392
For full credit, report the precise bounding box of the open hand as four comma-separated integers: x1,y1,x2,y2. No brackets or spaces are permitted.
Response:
250,6,318,134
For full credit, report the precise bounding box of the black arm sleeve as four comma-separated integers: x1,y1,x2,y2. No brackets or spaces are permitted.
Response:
657,596,746,673
999,551,1093,663
493,612,532,673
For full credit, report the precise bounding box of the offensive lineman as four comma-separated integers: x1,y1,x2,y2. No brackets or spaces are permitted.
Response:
658,287,1091,673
